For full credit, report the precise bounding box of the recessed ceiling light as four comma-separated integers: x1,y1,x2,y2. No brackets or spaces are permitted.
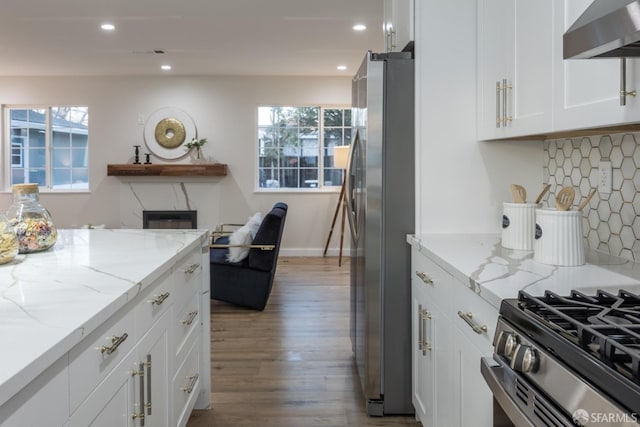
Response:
337,65,347,71
101,23,115,31
161,65,172,71
353,24,366,31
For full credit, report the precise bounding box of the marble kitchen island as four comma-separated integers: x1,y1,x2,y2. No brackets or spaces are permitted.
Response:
0,229,211,427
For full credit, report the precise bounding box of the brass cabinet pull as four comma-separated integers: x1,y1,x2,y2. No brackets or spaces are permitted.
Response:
418,304,423,352
181,374,199,394
183,263,200,274
418,306,432,355
502,78,513,126
100,333,128,355
145,354,152,415
151,292,170,305
181,310,198,326
132,362,146,426
620,58,637,105
457,311,488,335
415,271,434,284
495,81,501,128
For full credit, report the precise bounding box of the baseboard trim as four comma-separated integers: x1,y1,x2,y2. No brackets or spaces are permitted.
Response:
279,248,349,257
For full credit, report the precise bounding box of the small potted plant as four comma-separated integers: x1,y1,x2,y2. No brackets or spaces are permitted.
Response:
184,137,207,161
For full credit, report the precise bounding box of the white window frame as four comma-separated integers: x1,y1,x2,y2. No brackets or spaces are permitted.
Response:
255,105,351,193
3,105,89,192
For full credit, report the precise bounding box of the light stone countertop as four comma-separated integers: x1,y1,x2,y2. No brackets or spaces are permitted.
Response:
407,233,640,309
0,228,209,409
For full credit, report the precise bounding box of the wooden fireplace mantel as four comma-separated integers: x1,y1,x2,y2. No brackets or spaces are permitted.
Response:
107,163,227,177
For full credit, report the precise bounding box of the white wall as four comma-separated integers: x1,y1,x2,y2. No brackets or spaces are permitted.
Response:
0,75,351,255
415,0,544,234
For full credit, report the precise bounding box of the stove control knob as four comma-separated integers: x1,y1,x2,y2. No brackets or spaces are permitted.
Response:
496,331,519,360
510,345,539,373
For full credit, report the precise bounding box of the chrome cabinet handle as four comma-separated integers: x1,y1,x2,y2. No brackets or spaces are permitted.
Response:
100,333,128,355
145,354,152,415
415,271,434,284
181,310,198,326
184,263,200,274
151,292,170,305
181,374,199,394
457,311,488,335
132,362,146,426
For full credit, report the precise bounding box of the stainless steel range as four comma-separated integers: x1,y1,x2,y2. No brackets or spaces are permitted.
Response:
481,289,640,426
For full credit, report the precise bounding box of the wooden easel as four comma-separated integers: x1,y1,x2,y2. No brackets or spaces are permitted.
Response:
322,177,347,266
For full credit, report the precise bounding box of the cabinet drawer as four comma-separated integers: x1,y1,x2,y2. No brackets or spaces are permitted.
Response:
0,356,69,427
172,250,203,311
452,284,498,357
174,292,200,361
136,268,174,337
172,340,201,427
412,248,453,314
68,307,136,412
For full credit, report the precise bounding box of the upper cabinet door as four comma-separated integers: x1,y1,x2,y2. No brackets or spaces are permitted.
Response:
383,0,414,52
553,0,640,131
477,0,553,140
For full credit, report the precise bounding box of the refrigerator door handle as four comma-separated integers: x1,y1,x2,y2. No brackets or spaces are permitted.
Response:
345,131,360,240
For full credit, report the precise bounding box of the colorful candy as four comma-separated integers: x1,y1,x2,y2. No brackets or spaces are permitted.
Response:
0,223,19,264
9,218,57,253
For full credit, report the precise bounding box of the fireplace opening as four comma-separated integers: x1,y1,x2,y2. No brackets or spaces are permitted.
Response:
143,210,197,229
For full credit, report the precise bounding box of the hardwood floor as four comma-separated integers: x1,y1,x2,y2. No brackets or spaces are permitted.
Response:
187,256,420,427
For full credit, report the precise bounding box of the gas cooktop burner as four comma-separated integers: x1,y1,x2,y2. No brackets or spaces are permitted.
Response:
499,289,640,416
515,289,640,384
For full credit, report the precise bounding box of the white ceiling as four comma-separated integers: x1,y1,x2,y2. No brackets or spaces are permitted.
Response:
0,0,384,77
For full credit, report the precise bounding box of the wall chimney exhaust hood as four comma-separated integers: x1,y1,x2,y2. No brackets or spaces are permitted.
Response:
564,0,640,59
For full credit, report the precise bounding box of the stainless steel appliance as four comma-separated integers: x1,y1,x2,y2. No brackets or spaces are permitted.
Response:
346,51,414,416
563,0,640,59
481,289,640,426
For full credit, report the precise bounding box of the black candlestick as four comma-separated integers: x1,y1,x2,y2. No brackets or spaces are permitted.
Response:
133,145,141,164
144,153,152,164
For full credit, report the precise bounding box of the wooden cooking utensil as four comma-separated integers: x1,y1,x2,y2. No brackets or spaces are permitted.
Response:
578,188,597,211
510,184,527,203
555,187,575,211
534,184,551,204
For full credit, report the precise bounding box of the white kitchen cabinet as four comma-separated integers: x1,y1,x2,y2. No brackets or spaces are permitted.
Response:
383,0,414,52
477,0,553,140
552,0,640,131
411,274,430,423
70,296,171,427
0,234,210,427
411,244,496,427
452,330,494,427
0,357,69,427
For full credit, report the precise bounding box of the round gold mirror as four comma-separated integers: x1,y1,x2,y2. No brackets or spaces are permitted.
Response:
154,117,186,148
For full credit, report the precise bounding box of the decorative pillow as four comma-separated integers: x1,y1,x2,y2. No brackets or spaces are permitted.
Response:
226,212,263,263
245,212,263,239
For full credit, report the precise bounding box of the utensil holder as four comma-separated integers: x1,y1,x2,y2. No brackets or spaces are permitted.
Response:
501,202,538,251
533,208,584,266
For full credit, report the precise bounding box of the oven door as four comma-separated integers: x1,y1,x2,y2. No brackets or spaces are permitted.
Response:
481,357,574,427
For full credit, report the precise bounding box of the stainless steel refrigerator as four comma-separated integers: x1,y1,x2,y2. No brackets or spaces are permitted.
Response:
345,51,414,416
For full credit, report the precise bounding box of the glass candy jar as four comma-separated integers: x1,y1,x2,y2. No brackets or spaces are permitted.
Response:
0,212,19,264
7,183,58,253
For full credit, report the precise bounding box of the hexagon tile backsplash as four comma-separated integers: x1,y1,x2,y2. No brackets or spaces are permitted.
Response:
543,133,640,262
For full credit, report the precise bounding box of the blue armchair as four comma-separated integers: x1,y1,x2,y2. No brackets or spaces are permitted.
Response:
209,203,288,310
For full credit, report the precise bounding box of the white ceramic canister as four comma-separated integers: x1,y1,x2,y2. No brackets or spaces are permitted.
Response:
501,202,539,251
533,208,584,266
